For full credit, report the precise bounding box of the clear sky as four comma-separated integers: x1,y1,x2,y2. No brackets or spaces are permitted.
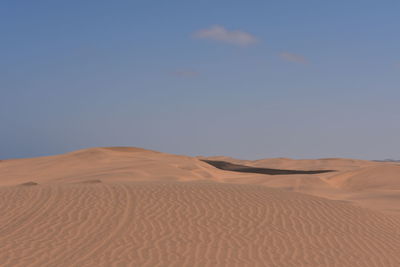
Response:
1,1,400,160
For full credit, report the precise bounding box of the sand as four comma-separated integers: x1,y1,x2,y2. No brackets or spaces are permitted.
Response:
1,147,400,266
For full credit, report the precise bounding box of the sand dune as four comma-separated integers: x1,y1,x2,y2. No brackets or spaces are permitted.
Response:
1,182,400,267
1,147,400,266
328,164,400,191
0,147,226,186
202,156,379,172
203,155,400,214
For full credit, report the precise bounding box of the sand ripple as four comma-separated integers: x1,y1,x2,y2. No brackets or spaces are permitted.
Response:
1,182,399,267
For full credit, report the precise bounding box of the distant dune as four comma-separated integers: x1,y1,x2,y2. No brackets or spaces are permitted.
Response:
1,147,400,266
201,155,378,171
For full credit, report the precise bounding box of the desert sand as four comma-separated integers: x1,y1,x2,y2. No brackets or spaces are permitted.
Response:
1,147,400,266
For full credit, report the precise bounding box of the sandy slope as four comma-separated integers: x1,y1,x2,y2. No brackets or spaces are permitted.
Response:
203,155,400,214
0,147,227,186
200,156,378,171
1,147,400,266
1,182,400,267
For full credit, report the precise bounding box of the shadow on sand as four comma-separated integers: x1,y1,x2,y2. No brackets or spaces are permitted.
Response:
201,160,335,175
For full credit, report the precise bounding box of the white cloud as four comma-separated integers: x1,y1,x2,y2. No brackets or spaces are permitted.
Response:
193,25,258,46
280,52,308,64
171,70,199,77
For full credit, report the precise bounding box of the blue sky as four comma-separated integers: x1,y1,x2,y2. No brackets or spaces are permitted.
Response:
1,1,400,160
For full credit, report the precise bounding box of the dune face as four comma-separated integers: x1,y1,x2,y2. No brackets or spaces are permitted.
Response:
329,165,400,191
203,156,400,215
0,147,225,186
1,147,400,266
202,156,378,172
1,182,400,267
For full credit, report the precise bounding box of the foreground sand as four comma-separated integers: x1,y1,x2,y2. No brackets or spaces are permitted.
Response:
1,147,400,266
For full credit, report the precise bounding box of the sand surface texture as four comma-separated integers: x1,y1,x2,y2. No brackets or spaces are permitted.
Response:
1,147,400,266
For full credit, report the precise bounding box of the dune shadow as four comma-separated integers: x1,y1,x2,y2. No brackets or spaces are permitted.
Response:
202,160,335,175
19,181,39,186
80,179,102,184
